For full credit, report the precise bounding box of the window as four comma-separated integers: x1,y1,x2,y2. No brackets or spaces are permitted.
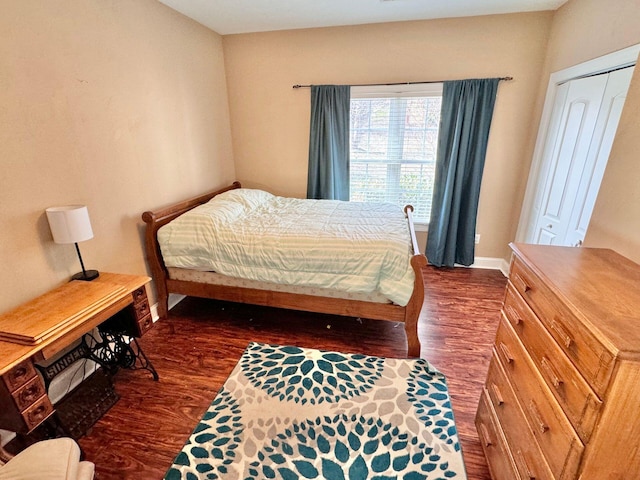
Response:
349,83,443,224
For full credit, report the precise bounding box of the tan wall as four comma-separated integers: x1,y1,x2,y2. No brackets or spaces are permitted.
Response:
223,13,553,260
540,0,640,263
0,0,235,311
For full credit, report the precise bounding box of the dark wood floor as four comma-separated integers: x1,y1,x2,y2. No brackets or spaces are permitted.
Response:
77,266,507,479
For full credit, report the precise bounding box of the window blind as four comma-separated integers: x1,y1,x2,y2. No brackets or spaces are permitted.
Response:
350,84,442,223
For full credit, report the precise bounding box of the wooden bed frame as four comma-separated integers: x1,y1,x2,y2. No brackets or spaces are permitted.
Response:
141,182,427,357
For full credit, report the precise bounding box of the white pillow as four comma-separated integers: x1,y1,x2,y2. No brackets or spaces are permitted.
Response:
213,188,274,210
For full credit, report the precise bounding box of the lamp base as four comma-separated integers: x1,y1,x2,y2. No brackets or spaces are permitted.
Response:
72,270,100,281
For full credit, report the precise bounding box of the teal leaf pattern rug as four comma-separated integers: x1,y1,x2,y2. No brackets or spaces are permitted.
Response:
165,343,467,480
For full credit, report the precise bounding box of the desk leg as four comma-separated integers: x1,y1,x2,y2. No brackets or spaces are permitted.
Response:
128,337,159,381
89,331,158,381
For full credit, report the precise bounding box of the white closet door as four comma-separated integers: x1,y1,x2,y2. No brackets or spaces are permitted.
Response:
563,67,634,247
528,66,633,246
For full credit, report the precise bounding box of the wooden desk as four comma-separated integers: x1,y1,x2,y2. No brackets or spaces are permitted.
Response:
0,273,151,435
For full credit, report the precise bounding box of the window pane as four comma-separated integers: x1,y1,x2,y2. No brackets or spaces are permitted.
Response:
349,94,441,223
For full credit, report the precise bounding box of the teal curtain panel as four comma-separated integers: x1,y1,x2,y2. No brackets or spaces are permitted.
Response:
307,85,351,200
426,78,500,267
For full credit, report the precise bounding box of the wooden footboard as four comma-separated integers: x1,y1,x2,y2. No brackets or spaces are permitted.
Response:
141,182,426,357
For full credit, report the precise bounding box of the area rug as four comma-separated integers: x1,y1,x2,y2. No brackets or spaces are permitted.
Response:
165,342,467,480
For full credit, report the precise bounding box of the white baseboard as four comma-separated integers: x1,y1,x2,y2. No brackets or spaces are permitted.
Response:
458,256,510,277
150,302,160,321
168,293,186,311
150,293,187,320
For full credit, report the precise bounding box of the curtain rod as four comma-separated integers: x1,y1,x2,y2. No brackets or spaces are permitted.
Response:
292,77,513,89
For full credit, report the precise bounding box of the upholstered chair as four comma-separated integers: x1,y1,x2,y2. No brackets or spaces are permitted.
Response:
0,438,94,480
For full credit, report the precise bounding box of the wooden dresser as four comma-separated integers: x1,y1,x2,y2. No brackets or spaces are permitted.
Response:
476,243,640,479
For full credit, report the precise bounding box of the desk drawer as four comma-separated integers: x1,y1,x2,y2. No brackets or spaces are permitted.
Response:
486,355,554,480
503,284,602,442
132,286,147,304
2,359,37,392
510,257,615,396
136,314,153,337
495,317,584,479
12,375,46,411
133,297,150,320
22,395,54,432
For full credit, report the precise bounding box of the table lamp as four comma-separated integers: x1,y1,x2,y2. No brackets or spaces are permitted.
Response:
45,205,100,281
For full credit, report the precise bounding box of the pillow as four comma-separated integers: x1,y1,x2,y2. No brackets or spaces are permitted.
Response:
193,198,246,225
213,188,274,210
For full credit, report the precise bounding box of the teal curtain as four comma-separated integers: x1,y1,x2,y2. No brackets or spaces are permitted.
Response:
426,78,500,267
307,85,351,200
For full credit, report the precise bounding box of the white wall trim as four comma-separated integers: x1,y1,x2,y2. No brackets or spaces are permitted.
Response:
168,293,187,311
459,256,509,276
515,43,640,243
151,293,187,319
150,301,160,321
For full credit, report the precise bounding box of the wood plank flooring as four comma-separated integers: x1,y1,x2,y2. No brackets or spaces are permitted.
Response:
77,266,507,479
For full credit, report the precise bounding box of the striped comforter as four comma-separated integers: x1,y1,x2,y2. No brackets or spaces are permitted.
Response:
157,189,415,306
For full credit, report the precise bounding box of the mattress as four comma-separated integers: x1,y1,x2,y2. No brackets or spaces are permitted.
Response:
167,267,392,304
158,188,415,306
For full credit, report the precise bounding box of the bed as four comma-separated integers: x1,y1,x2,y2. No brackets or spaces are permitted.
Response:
141,182,427,357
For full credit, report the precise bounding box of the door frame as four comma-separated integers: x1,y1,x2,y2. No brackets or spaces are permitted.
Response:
515,43,640,243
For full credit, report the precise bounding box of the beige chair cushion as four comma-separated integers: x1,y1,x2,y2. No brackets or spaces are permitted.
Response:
0,438,94,480
76,461,95,480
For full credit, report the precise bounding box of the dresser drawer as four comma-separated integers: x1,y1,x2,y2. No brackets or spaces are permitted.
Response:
476,390,519,480
510,256,615,396
485,355,555,480
503,284,603,442
495,317,584,479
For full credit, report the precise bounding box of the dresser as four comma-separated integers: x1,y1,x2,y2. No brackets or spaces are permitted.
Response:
476,243,640,479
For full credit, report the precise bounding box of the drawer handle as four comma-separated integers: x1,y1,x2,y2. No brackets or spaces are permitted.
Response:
499,342,514,364
540,356,564,391
20,384,42,404
28,404,48,423
490,382,504,406
550,319,574,349
515,449,537,480
479,423,493,447
514,273,532,294
527,400,549,434
12,366,28,381
504,305,522,325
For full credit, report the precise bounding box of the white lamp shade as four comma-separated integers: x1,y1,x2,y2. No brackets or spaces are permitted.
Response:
45,206,94,244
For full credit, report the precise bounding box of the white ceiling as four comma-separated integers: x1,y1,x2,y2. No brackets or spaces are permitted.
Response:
158,0,568,35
